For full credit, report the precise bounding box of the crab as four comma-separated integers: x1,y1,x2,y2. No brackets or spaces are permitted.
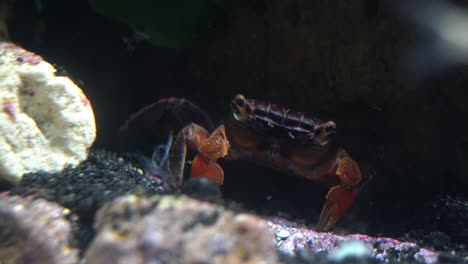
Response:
120,94,361,231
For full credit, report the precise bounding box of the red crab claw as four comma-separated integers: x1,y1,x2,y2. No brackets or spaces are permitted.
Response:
190,125,230,184
316,149,361,231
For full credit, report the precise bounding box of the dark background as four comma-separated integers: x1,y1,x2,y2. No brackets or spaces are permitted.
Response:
5,0,468,234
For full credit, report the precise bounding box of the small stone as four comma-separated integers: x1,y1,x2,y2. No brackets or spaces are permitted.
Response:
277,229,291,239
181,177,222,202
0,42,96,184
328,240,372,261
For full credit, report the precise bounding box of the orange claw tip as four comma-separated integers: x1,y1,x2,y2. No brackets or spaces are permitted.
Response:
316,186,358,231
190,155,225,185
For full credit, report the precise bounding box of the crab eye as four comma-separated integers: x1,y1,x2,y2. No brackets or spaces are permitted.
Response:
232,94,253,116
324,121,336,134
234,94,246,108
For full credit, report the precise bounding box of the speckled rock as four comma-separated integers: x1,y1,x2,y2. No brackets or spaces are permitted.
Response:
267,217,440,263
0,42,96,184
0,195,78,264
85,195,280,264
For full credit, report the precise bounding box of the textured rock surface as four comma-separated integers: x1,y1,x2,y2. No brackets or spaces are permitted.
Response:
85,195,280,264
0,42,96,184
10,149,164,250
0,195,78,264
268,217,440,264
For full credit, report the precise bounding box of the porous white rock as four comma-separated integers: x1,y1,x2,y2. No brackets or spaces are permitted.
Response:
0,42,96,184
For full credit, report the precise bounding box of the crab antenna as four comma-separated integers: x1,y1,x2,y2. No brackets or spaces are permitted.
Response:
151,130,173,168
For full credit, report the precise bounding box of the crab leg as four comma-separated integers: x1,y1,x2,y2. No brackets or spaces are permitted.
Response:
316,148,361,231
167,123,209,185
178,123,212,151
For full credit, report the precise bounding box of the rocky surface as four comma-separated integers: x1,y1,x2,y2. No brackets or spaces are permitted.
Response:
0,195,78,264
1,148,466,263
84,194,281,264
0,42,96,184
268,218,439,264
10,149,165,250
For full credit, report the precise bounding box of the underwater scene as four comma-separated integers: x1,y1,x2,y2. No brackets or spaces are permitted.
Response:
0,0,467,263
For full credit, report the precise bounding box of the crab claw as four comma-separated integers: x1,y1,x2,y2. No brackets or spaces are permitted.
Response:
190,125,230,184
191,155,225,184
317,185,359,231
316,150,361,231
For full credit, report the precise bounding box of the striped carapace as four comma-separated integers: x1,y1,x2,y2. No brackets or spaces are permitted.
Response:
230,94,336,146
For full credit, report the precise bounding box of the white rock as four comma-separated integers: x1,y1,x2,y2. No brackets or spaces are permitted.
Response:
276,229,291,239
328,240,373,261
0,42,96,184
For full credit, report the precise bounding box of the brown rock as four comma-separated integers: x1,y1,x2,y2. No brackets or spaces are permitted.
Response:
85,195,281,264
